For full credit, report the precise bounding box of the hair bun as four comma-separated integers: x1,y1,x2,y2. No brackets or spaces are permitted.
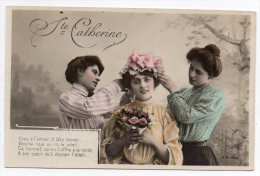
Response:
205,44,220,57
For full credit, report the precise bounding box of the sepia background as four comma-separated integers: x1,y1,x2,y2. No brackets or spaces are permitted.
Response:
9,9,254,166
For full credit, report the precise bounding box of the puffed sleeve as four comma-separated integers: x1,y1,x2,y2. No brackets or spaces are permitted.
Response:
100,110,125,164
163,110,183,165
59,82,121,119
167,88,225,124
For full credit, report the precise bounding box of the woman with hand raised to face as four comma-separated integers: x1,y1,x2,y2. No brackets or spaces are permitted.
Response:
158,44,226,166
101,51,183,165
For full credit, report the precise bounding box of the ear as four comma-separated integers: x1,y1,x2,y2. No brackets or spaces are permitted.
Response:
208,73,214,79
77,69,84,77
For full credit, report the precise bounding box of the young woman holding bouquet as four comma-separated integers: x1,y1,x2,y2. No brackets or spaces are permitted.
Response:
158,44,225,165
101,52,183,165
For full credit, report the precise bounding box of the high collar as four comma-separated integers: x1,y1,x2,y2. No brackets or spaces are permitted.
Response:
192,84,211,92
72,83,89,97
133,98,153,107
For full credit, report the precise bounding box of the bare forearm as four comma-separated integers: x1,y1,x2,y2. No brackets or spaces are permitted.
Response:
151,140,169,164
157,73,178,94
106,128,142,157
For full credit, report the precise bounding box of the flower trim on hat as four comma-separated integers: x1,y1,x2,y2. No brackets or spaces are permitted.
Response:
119,51,164,77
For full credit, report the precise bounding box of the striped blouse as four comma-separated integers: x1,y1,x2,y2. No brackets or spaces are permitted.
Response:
58,82,121,130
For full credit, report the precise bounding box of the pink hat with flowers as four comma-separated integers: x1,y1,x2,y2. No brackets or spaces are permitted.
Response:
119,51,164,77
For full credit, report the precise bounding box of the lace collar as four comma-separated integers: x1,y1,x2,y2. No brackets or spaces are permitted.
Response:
133,98,153,107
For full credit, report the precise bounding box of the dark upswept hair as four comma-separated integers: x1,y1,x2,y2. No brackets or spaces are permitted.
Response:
186,44,222,78
65,55,104,84
121,70,160,90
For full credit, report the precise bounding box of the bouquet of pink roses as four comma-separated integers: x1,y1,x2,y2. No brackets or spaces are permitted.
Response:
114,108,153,150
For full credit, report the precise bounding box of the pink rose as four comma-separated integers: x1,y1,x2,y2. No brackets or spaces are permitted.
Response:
128,116,139,125
136,56,145,68
128,62,138,70
139,118,148,126
126,51,164,71
127,52,139,69
143,53,154,68
120,116,128,122
153,57,163,68
140,112,148,118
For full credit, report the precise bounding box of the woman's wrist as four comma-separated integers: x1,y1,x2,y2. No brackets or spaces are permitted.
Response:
147,137,158,148
166,83,178,94
151,141,169,164
169,89,175,94
150,139,160,150
119,135,128,147
169,87,177,94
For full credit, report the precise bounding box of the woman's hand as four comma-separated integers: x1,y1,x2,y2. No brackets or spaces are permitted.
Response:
106,128,142,157
124,128,143,146
141,130,155,146
141,130,170,164
157,73,178,94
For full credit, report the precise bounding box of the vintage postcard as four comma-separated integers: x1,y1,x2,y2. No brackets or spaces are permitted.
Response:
4,6,255,170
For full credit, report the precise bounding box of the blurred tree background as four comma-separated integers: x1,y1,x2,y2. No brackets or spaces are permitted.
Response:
11,54,61,129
